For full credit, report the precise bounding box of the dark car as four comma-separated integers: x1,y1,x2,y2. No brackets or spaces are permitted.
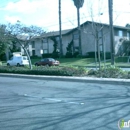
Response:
34,58,60,66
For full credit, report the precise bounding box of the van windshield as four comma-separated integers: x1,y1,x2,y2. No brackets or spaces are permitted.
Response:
23,57,28,60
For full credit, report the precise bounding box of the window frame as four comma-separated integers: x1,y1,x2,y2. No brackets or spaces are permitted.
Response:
118,30,123,37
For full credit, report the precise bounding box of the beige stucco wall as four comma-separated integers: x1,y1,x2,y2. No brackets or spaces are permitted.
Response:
80,24,111,55
25,24,129,57
62,34,73,55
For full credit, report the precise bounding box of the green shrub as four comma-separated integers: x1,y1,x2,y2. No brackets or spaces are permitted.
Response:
0,65,129,79
96,65,128,78
88,69,97,75
0,61,2,66
51,52,59,58
42,53,52,58
73,51,79,58
115,56,128,62
65,52,73,58
86,52,96,58
101,52,111,59
0,66,87,76
30,55,40,59
0,53,6,61
86,52,111,59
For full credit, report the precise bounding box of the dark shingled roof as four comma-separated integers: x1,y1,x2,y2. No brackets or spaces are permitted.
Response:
35,21,130,39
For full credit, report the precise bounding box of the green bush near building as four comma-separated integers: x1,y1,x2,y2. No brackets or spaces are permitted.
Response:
115,56,129,62
86,52,111,59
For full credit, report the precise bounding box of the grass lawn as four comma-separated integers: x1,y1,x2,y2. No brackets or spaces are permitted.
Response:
31,58,95,66
1,57,130,68
57,58,95,66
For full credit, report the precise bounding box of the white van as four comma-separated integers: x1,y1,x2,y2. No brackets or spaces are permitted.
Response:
7,55,29,66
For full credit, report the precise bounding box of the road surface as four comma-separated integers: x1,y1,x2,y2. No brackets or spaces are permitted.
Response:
0,77,130,130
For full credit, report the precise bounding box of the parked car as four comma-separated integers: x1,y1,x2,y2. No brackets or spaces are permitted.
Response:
7,55,29,66
35,58,60,66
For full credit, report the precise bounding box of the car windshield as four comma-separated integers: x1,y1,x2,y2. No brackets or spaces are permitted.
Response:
41,59,45,62
49,58,55,62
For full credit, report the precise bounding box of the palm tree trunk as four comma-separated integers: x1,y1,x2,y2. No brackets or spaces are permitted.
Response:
77,7,82,55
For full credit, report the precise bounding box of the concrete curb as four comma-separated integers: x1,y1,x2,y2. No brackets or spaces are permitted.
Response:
0,73,130,85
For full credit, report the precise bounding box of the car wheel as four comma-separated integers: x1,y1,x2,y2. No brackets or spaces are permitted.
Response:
7,63,10,66
17,63,20,67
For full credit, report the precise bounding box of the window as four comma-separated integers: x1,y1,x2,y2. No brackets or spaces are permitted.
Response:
73,34,79,40
56,37,60,41
32,50,35,56
42,38,47,43
31,41,35,48
98,31,102,38
127,32,130,40
23,57,27,60
43,49,48,54
41,59,45,62
118,30,123,37
100,44,103,51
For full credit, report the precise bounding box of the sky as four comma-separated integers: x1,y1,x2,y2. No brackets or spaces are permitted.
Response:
0,0,130,32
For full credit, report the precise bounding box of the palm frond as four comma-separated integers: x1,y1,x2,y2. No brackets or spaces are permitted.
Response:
73,0,84,8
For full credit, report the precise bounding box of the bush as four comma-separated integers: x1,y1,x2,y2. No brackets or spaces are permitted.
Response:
115,56,128,62
42,53,52,58
101,52,111,59
51,52,59,58
30,55,40,59
0,66,87,76
86,52,98,58
65,52,73,58
73,51,79,58
0,53,6,61
88,69,97,75
0,61,2,66
96,66,128,78
86,52,111,59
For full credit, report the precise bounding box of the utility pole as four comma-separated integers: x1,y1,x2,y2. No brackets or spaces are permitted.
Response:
59,0,63,57
108,0,115,65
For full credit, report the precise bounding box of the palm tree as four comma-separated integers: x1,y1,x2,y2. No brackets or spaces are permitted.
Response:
126,24,130,28
72,0,84,55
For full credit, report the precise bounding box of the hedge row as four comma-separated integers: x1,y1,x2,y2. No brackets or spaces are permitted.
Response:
0,66,87,76
88,66,130,79
0,65,130,79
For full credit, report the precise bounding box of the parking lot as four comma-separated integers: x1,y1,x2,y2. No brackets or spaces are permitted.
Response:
0,76,130,130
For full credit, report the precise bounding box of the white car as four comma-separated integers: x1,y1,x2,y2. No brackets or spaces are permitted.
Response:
7,55,29,66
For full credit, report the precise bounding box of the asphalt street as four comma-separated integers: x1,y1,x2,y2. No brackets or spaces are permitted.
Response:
0,77,130,130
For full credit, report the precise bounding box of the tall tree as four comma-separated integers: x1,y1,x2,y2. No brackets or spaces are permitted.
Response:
5,22,45,69
0,24,10,56
72,0,84,55
85,0,107,69
126,24,130,28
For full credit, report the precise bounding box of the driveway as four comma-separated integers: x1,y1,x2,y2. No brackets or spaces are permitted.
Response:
0,76,130,130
